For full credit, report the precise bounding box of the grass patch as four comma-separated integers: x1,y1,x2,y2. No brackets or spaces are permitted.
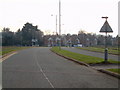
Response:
51,47,120,64
107,69,120,74
76,47,118,55
1,46,32,55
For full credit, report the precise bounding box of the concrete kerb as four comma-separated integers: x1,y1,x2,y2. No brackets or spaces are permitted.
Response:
0,51,18,62
50,49,120,79
1,51,17,58
97,69,120,79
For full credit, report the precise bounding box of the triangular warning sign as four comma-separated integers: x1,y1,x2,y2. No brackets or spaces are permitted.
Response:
100,20,113,33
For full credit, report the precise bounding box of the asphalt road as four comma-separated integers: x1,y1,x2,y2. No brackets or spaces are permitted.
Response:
62,47,118,61
2,47,119,88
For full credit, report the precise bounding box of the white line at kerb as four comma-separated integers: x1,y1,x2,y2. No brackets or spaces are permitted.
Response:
0,52,18,62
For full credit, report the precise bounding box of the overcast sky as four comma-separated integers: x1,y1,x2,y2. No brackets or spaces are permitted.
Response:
0,0,119,37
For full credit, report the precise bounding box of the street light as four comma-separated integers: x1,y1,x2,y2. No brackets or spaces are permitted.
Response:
51,0,62,49
99,16,113,63
51,14,58,35
59,0,61,50
51,14,58,46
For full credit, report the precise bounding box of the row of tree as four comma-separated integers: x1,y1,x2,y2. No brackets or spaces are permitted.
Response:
1,22,119,47
2,23,44,46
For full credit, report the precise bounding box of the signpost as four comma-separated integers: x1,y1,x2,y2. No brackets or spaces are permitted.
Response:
99,17,113,63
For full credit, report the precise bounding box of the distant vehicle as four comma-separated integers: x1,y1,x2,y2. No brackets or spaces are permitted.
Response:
73,45,77,47
73,44,82,47
78,44,82,47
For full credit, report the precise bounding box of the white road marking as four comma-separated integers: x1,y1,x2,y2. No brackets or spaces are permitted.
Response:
34,52,55,88
0,52,18,63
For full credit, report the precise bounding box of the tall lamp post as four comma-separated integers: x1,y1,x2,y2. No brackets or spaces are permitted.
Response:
99,16,113,63
51,14,58,46
59,0,61,50
51,14,58,35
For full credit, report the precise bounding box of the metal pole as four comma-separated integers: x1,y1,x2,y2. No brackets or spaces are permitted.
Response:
56,15,57,35
102,17,108,63
104,32,108,63
100,16,113,63
59,0,61,50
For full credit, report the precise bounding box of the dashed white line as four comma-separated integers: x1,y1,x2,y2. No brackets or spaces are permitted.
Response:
34,52,55,88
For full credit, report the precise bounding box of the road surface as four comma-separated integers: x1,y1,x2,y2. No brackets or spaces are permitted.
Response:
62,47,118,61
2,47,119,88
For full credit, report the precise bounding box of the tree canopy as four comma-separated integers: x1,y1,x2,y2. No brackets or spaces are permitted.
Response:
2,22,44,46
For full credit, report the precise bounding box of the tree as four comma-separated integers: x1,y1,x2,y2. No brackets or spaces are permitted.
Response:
2,28,15,46
78,31,87,46
21,22,44,46
14,29,22,46
78,30,86,34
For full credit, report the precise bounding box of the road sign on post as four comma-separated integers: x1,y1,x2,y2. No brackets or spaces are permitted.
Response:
99,17,113,63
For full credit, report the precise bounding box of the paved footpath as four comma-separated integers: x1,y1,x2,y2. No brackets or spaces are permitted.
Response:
62,47,118,61
2,47,119,88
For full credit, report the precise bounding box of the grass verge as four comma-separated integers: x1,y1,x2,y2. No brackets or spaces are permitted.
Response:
51,47,120,64
106,69,120,74
1,46,32,56
76,47,118,55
